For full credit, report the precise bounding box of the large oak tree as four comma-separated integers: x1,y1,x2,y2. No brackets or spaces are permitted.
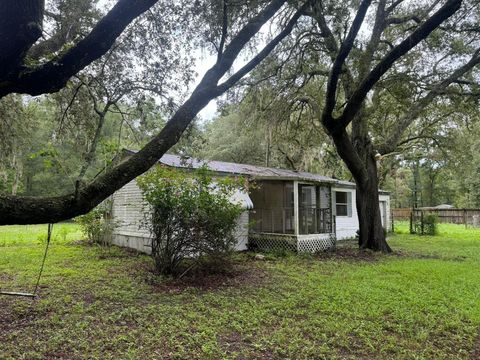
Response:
0,0,310,224
238,0,477,251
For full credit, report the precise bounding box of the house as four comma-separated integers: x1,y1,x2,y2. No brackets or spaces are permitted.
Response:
111,153,391,253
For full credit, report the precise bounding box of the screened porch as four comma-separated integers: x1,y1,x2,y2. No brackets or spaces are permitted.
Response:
249,180,333,236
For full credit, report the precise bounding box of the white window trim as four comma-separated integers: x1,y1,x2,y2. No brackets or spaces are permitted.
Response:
335,190,352,218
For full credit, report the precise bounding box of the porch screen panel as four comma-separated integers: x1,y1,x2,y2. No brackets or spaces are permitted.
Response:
249,181,294,234
317,185,332,233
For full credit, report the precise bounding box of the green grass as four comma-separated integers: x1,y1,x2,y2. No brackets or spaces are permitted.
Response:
1,223,480,359
0,223,83,246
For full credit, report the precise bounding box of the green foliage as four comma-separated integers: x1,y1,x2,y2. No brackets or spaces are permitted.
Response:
410,213,438,236
137,165,246,276
75,207,115,246
422,214,439,236
0,223,82,247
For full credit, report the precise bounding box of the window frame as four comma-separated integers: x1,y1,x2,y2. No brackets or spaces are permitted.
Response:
335,190,352,217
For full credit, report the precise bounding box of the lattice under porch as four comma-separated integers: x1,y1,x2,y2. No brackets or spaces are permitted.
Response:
249,233,336,253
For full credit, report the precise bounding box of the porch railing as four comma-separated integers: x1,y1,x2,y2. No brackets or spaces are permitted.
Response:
249,207,332,235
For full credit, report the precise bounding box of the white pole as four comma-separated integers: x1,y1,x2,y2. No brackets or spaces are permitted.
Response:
294,181,299,235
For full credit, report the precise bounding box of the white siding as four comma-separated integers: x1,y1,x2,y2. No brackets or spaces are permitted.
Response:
233,211,249,251
333,187,359,240
379,194,391,232
112,179,250,253
333,186,392,240
112,180,150,238
111,180,152,253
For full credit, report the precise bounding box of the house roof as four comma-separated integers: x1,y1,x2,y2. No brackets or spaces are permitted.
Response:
420,204,455,210
158,153,337,183
123,150,389,193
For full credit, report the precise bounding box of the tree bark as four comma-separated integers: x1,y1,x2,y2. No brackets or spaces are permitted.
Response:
355,151,391,252
0,0,44,79
330,129,392,252
0,0,159,98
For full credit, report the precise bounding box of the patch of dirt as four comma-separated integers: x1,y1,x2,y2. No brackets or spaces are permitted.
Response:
83,292,97,305
0,273,15,282
394,250,467,262
218,331,249,355
147,261,269,293
470,329,480,359
315,247,467,263
314,247,384,262
0,299,39,334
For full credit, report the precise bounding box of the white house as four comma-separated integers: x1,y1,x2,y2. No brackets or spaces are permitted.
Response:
111,153,391,253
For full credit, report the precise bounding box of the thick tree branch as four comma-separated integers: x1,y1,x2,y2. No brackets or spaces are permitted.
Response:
0,0,159,98
202,0,287,88
0,0,44,79
331,130,369,185
378,47,480,154
216,2,308,93
0,0,296,225
27,23,80,60
217,0,229,62
336,0,462,130
322,0,372,127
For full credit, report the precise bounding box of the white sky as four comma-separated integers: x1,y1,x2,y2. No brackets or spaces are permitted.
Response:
195,53,219,121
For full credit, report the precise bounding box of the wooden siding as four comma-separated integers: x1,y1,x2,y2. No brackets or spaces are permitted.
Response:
112,180,151,239
393,208,480,225
112,180,250,253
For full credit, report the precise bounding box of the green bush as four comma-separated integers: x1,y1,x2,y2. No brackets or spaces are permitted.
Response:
75,207,115,246
137,165,245,276
422,214,438,235
411,212,438,236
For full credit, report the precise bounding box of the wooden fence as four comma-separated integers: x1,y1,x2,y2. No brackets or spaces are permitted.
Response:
392,208,480,226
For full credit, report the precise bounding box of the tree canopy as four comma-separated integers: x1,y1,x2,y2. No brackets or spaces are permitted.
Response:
0,0,309,224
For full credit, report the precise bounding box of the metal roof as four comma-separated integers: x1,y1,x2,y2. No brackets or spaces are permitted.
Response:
122,150,389,193
157,153,336,183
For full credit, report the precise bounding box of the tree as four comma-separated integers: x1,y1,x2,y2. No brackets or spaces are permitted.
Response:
0,0,310,224
239,0,478,251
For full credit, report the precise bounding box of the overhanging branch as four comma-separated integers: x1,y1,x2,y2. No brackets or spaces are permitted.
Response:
337,0,462,129
0,0,159,98
0,0,297,225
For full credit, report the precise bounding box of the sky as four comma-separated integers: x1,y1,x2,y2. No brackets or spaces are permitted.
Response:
195,53,218,121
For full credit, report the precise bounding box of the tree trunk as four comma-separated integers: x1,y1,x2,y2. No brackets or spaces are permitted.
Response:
355,154,391,252
330,129,391,252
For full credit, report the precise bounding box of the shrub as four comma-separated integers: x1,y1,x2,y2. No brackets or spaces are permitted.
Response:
137,165,246,276
422,214,438,235
411,211,438,236
75,207,115,246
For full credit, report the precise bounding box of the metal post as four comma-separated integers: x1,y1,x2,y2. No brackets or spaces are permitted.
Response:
421,211,424,235
410,210,414,234
271,210,275,233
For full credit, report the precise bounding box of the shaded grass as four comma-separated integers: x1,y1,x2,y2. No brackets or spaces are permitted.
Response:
1,223,480,359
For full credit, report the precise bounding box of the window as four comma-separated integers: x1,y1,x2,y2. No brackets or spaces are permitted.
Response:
335,191,352,217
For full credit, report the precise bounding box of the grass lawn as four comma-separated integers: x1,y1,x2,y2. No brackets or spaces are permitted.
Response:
1,223,480,359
